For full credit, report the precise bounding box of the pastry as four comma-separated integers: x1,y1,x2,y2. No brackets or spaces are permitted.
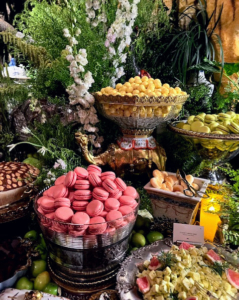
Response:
74,179,91,190
104,198,120,212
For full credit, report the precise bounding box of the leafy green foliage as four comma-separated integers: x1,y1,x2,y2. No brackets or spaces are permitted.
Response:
158,251,175,268
209,261,229,276
184,84,212,115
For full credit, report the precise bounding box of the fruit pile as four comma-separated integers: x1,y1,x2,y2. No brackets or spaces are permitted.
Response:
136,242,239,299
37,165,139,236
96,76,187,118
150,170,198,196
15,230,58,295
129,215,164,253
98,76,187,97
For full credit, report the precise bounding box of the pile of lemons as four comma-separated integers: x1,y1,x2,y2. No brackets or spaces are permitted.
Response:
97,76,187,97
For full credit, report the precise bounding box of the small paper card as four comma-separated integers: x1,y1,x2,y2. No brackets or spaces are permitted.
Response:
173,223,204,246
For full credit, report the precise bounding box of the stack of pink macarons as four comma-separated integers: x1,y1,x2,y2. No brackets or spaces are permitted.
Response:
36,165,139,236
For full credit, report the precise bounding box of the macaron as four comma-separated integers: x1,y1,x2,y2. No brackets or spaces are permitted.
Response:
74,167,88,180
50,222,68,233
55,207,74,222
38,206,44,214
87,165,102,176
71,212,90,230
92,187,109,201
68,190,75,202
119,195,135,206
41,199,55,214
106,211,123,227
101,171,116,181
37,196,54,205
72,200,89,211
54,197,71,209
45,212,55,219
52,184,68,199
64,171,77,187
118,205,133,216
114,178,127,191
88,216,107,234
104,198,120,212
74,179,90,190
99,211,108,217
88,173,102,187
43,186,56,198
130,200,138,209
109,189,122,199
228,121,239,134
68,230,86,237
123,186,137,199
104,226,116,234
74,190,92,201
102,178,118,193
86,200,104,217
55,175,66,186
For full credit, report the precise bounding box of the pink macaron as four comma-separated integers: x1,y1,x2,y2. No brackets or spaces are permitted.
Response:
130,200,138,209
87,165,102,176
101,171,116,181
38,206,44,215
88,216,107,234
37,196,54,205
72,201,89,211
114,178,127,191
52,184,68,199
102,179,118,193
68,230,86,237
55,175,66,186
119,195,135,206
118,205,133,216
68,190,75,202
109,189,122,200
123,186,138,199
104,226,116,234
88,173,102,187
106,211,123,227
54,197,71,209
55,207,74,222
41,199,55,214
74,190,92,201
104,198,120,212
99,210,108,217
74,167,88,180
43,186,56,198
74,180,90,190
71,212,90,230
50,221,68,233
86,200,104,217
92,187,109,201
64,171,77,188
45,212,55,219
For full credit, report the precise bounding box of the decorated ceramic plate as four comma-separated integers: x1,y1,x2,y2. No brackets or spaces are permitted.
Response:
116,239,239,300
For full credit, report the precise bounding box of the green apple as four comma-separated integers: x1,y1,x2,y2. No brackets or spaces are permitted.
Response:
16,277,34,290
43,282,58,295
24,230,38,241
31,260,47,278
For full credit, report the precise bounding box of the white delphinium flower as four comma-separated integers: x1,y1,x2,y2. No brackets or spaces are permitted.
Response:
54,159,67,170
44,178,51,185
16,32,25,39
63,28,71,38
21,126,31,134
87,9,96,19
75,28,81,36
65,45,73,53
93,0,100,10
66,55,74,62
85,0,93,9
69,37,78,46
7,144,16,152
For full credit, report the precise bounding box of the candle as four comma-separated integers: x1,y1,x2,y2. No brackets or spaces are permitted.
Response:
200,198,221,242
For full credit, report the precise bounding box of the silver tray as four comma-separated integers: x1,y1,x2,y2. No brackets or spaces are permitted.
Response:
116,239,239,300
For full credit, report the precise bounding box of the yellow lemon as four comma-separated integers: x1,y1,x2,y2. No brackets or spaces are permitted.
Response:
175,87,181,93
126,93,133,97
119,86,127,92
161,87,169,94
139,92,145,97
112,90,118,96
124,110,131,117
127,86,133,93
134,76,141,80
155,91,162,96
142,81,149,87
138,85,146,92
163,83,170,89
101,88,106,93
181,91,187,95
141,76,149,82
145,89,152,95
134,78,142,84
154,79,162,88
169,90,177,96
129,78,135,83
116,83,123,90
124,82,131,87
97,92,102,96
148,83,155,91
133,90,140,95
148,92,156,97
132,83,139,89
120,91,126,96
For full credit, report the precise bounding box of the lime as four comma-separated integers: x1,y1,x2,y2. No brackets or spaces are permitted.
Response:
147,231,164,244
138,229,145,236
135,215,145,229
131,247,138,252
131,233,146,247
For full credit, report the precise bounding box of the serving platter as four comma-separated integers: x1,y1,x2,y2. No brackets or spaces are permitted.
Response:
116,239,239,300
